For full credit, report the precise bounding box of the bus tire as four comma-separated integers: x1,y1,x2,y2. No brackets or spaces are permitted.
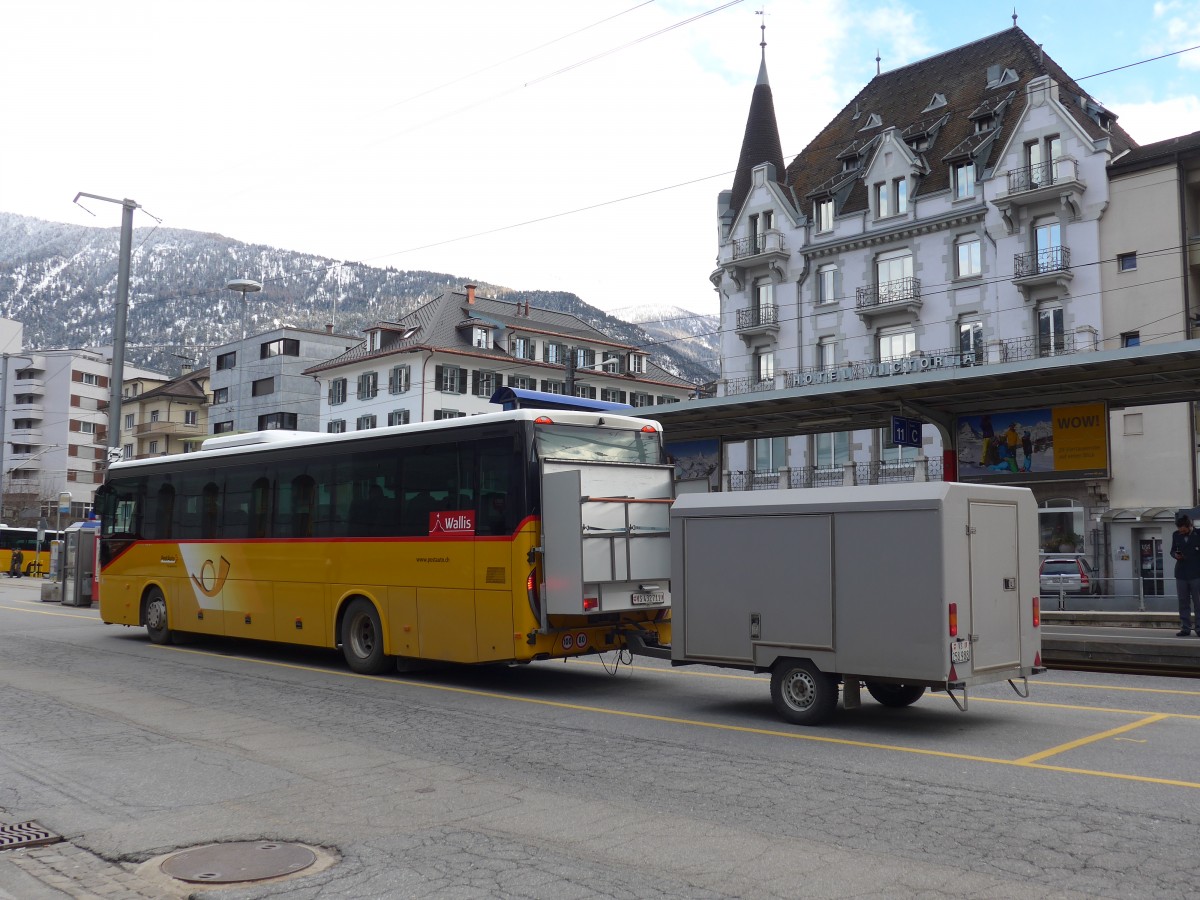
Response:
144,588,172,645
341,598,391,675
864,682,926,708
769,658,837,726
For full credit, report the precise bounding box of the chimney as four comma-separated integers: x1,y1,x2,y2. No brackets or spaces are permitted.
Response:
326,323,334,334
524,299,530,316
466,284,476,304
180,362,193,375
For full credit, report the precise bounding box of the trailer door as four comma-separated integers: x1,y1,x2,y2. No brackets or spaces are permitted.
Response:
968,501,1021,671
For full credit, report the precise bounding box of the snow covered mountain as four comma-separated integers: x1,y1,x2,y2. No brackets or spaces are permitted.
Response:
0,212,718,384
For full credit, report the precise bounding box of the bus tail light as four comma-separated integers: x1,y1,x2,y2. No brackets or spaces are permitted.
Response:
639,425,658,433
1032,596,1040,628
948,602,958,637
582,596,599,612
534,416,554,425
526,570,541,621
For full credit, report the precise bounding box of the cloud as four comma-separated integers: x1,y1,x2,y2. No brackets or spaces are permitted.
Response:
1153,1,1200,69
1117,95,1200,144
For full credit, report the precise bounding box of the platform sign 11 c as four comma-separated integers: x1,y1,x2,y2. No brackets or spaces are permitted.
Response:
891,415,923,448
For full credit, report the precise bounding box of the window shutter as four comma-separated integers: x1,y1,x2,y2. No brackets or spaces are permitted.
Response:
457,367,467,394
434,365,445,390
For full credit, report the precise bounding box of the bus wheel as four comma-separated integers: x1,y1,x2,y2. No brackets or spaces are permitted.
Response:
144,589,172,645
864,682,926,708
769,658,837,726
341,599,391,675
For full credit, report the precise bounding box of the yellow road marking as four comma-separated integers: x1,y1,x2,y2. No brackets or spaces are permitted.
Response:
1038,679,1200,697
4,602,1199,789
574,658,1200,719
1014,713,1168,764
160,644,1200,791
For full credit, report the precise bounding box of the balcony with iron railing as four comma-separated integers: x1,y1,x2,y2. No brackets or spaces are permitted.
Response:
1006,157,1081,195
1013,245,1073,297
735,303,780,337
728,230,787,263
855,276,921,318
995,157,1085,233
728,458,946,492
720,332,1097,397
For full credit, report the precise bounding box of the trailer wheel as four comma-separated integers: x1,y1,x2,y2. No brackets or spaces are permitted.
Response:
770,659,837,726
864,682,926,708
341,598,391,674
144,588,172,645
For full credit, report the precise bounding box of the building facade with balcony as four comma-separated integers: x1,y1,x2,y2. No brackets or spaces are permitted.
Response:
119,366,211,460
207,326,359,435
0,323,167,523
712,25,1151,556
304,286,696,431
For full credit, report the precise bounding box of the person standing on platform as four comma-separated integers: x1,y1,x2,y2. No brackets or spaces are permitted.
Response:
1169,512,1200,636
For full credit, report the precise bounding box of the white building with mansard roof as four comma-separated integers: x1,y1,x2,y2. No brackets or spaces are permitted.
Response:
713,24,1145,553
304,285,696,431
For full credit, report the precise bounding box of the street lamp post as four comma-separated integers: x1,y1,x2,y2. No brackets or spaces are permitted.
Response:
226,279,263,432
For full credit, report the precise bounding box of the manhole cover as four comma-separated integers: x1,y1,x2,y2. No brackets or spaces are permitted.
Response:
0,821,62,851
160,841,316,884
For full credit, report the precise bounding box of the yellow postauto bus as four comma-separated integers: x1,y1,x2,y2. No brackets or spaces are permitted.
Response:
97,409,673,673
0,526,60,577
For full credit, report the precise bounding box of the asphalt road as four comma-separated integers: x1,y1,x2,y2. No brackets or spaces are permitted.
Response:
2,579,1199,899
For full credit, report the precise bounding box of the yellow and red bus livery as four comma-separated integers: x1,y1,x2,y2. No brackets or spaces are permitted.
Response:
96,409,672,673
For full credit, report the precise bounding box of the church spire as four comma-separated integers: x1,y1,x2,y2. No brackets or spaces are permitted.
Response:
730,13,785,218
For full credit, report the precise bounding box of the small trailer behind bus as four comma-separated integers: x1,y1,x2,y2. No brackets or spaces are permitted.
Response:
639,481,1043,725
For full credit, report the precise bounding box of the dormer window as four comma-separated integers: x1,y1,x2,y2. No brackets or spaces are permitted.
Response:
858,112,882,131
922,93,947,112
985,65,1018,89
974,115,993,134
369,331,381,351
472,326,490,349
841,157,859,174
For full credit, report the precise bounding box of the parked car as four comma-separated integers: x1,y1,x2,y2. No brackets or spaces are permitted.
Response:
1039,556,1099,595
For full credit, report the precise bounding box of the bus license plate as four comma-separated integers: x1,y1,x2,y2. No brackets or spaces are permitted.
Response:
951,639,971,664
631,591,666,606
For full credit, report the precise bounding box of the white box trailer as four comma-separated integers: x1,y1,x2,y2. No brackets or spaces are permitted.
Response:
666,481,1044,725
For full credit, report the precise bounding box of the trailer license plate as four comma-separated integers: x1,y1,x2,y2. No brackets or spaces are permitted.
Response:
631,591,666,606
951,639,971,664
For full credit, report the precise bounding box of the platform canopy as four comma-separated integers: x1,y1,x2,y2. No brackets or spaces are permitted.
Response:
645,341,1200,443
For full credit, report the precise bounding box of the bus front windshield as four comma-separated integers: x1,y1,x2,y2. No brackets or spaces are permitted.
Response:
534,423,663,465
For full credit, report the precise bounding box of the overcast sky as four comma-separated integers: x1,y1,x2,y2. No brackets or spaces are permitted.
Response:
2,1,1197,318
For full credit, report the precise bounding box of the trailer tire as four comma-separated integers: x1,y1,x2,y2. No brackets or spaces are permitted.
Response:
341,598,392,674
770,659,837,726
144,588,172,645
864,682,926,708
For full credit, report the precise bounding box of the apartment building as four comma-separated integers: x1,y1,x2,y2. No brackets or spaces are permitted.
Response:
0,323,166,522
1098,130,1200,588
714,25,1142,555
119,366,211,459
207,326,359,434
304,286,695,430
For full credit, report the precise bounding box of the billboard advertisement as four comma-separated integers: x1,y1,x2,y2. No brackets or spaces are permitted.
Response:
956,402,1108,483
666,439,720,491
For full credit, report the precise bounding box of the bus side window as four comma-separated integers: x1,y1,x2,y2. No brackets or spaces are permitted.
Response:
478,439,517,536
201,483,221,539
153,483,175,540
